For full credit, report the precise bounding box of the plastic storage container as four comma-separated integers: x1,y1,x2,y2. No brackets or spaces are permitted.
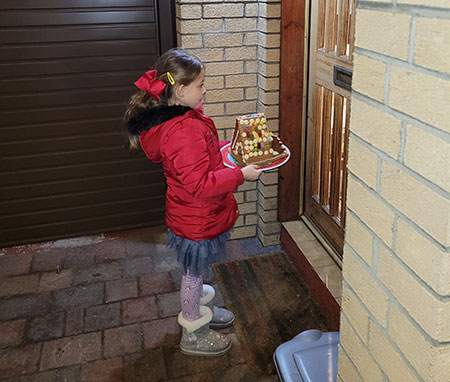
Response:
273,329,340,382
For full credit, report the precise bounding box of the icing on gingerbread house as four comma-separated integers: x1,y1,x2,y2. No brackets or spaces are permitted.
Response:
229,112,288,167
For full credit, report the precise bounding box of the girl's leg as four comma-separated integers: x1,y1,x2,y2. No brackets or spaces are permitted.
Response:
180,270,203,321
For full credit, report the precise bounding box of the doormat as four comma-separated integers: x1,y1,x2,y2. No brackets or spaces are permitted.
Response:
213,252,334,376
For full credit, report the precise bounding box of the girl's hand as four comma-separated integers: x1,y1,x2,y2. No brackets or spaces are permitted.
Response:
241,165,262,181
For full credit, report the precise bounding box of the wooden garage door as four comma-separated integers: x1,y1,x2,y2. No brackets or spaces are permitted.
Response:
0,0,175,247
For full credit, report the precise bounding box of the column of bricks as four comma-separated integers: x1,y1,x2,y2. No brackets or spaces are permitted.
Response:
176,0,282,244
338,2,450,381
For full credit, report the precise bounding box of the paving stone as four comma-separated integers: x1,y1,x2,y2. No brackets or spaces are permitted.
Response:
153,247,181,272
139,272,175,296
64,248,96,269
212,363,274,382
81,357,123,382
104,324,143,358
26,311,65,342
40,332,102,370
142,316,180,349
85,303,121,332
239,238,282,257
122,296,158,324
0,293,52,320
122,257,154,277
125,240,157,259
3,365,81,382
105,278,138,303
32,250,66,272
164,345,230,379
93,239,128,263
170,268,184,290
225,239,245,260
0,344,41,379
123,348,167,382
53,283,104,309
0,253,32,277
0,274,40,297
38,269,73,292
157,291,180,318
72,263,121,285
0,319,25,348
65,308,84,336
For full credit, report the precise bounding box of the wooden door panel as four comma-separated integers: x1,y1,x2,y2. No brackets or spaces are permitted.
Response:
305,0,355,259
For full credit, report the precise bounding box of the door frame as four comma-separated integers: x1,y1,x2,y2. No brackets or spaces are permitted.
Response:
278,0,308,221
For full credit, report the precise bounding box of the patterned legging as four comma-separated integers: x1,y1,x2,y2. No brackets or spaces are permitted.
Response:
180,270,203,321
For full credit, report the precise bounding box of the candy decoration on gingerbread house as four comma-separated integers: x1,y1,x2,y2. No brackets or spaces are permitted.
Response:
229,112,288,167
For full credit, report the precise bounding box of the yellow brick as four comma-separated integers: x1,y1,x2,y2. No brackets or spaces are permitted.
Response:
257,231,280,246
259,62,280,77
396,219,450,296
205,88,243,103
245,214,257,225
369,322,418,381
258,46,280,62
238,179,257,192
259,18,281,34
389,66,450,133
203,102,224,117
355,9,411,60
352,53,386,102
179,34,203,49
260,184,278,198
245,60,258,73
347,137,379,190
237,201,256,215
342,249,389,326
345,213,374,266
234,215,244,227
415,18,450,74
204,75,224,90
178,4,202,19
259,221,280,235
259,3,282,18
212,115,237,131
205,61,244,75
337,348,363,382
260,170,278,185
245,87,258,100
378,245,450,341
380,162,450,246
230,225,257,239
203,4,244,18
259,196,278,210
347,176,395,246
226,46,257,61
225,74,257,89
259,104,278,119
178,19,222,34
226,100,257,115
245,3,258,17
350,99,402,158
341,284,370,344
259,90,279,104
258,74,279,91
390,304,450,381
245,190,258,202
203,33,243,48
244,32,258,45
225,18,257,32
259,32,281,48
188,48,223,62
339,317,384,382
405,124,450,192
259,208,277,223
397,0,450,7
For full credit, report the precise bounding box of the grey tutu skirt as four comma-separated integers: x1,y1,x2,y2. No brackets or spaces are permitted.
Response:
166,229,230,277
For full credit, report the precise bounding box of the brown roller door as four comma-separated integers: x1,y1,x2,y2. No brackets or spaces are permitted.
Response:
0,0,176,247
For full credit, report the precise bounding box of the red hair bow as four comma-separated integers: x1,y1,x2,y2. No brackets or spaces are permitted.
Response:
134,70,166,100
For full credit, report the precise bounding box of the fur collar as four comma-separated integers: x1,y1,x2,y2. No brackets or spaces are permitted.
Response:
127,104,192,135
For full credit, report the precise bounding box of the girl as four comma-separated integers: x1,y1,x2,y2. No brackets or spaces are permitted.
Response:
124,48,261,357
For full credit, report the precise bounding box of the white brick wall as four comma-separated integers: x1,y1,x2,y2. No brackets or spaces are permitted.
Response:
340,1,450,381
176,0,282,245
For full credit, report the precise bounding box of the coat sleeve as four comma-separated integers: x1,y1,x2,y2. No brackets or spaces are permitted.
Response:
165,121,244,198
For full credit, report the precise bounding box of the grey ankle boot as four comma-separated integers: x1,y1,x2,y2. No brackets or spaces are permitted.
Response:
200,285,235,329
177,306,231,357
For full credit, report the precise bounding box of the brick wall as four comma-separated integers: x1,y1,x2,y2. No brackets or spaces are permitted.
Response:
176,0,282,245
339,1,450,381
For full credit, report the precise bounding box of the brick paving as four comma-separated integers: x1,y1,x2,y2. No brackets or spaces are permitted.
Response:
0,226,281,381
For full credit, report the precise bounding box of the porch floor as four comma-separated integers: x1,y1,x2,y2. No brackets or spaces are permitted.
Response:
0,226,283,382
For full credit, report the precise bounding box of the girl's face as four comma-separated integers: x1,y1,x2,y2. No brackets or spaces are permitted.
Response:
174,69,206,109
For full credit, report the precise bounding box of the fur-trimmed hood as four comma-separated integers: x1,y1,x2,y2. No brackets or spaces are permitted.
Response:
127,104,192,135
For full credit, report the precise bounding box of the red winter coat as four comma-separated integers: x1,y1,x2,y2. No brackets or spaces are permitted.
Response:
134,106,244,241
